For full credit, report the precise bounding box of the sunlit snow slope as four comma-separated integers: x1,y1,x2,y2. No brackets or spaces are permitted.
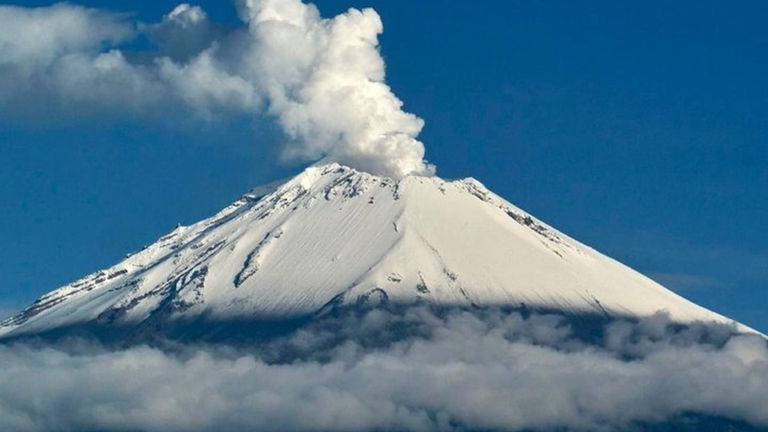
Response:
0,164,750,337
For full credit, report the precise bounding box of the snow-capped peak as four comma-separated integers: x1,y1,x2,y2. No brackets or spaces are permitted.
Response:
0,163,752,338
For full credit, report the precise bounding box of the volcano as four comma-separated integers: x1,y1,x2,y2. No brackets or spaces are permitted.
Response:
0,164,750,339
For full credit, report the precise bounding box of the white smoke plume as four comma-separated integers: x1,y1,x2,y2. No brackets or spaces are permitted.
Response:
0,1,433,178
0,308,767,432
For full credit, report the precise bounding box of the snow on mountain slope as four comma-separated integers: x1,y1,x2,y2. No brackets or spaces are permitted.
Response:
0,163,750,338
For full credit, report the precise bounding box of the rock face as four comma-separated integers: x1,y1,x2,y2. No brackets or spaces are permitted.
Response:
0,164,749,338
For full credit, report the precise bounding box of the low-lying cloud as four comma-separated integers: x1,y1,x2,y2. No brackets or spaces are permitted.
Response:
1,308,767,432
0,0,432,178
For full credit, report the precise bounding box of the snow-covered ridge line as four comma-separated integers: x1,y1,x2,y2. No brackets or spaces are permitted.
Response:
0,163,754,338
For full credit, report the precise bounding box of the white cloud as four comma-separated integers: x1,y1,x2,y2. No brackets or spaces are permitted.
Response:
0,4,133,68
157,48,260,117
145,3,222,62
238,0,432,177
0,0,432,178
0,308,766,432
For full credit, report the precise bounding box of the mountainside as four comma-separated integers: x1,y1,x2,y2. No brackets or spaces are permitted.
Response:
0,164,750,338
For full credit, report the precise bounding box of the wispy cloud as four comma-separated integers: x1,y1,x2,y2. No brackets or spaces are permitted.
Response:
0,302,22,322
0,0,432,178
586,228,768,330
0,308,766,432
647,272,727,292
599,230,768,287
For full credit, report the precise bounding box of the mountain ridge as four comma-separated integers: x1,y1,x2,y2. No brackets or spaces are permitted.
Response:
0,163,753,338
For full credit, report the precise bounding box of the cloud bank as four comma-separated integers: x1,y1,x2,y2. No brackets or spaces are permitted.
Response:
0,1,432,178
1,308,767,432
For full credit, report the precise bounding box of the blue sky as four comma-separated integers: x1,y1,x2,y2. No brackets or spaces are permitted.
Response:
1,0,766,330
